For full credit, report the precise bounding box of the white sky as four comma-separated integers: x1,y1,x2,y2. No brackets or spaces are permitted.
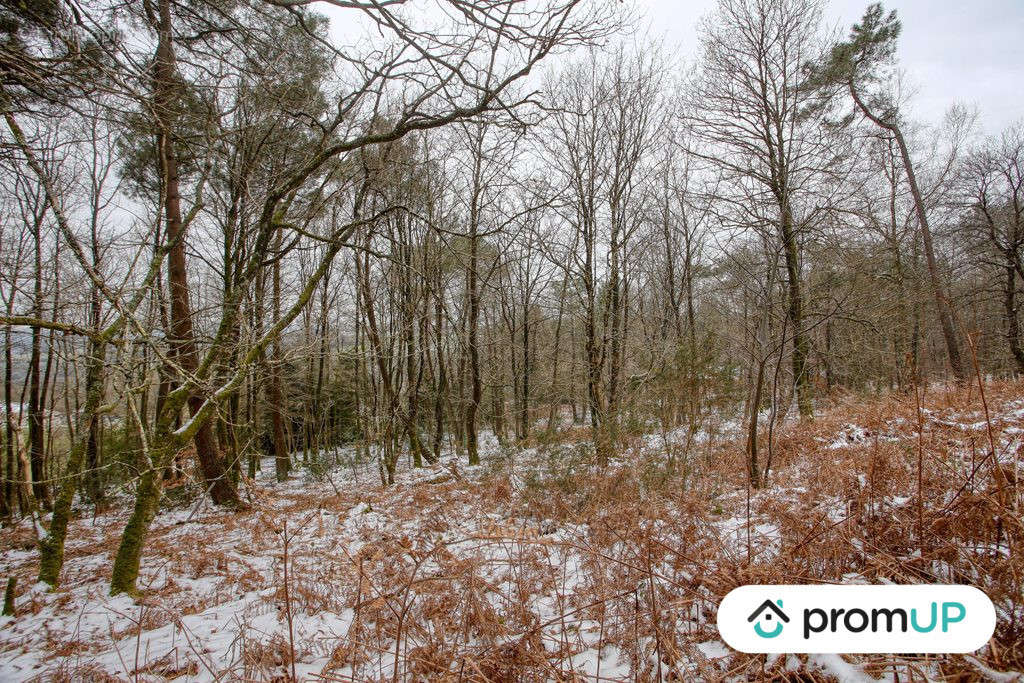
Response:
642,0,1024,134
317,1,1023,135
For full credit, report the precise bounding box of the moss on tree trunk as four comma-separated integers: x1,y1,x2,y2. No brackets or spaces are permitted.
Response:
109,463,163,596
38,344,104,587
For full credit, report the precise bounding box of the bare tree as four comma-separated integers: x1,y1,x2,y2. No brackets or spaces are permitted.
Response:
687,0,835,418
542,43,664,462
960,123,1024,373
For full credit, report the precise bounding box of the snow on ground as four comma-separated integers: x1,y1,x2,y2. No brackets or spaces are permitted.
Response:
1,386,1023,680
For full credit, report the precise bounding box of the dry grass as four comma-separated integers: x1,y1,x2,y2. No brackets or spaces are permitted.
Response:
1,381,1022,681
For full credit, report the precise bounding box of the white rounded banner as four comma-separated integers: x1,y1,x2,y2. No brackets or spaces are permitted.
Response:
717,584,996,653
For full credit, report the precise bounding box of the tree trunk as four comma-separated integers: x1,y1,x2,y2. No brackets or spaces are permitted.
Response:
84,274,104,503
850,85,967,382
4,320,17,517
546,277,567,435
746,357,767,489
109,452,164,596
1005,258,1024,373
270,224,289,482
28,215,49,509
38,337,104,586
584,218,606,464
431,259,447,462
153,0,238,506
465,210,481,466
402,231,426,467
519,301,530,441
893,127,967,382
780,203,812,417
605,210,623,450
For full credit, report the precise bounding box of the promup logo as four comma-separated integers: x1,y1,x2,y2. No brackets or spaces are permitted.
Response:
718,585,996,654
748,599,789,638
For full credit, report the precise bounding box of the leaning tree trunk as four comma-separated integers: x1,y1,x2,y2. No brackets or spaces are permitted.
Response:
850,85,967,383
893,128,967,382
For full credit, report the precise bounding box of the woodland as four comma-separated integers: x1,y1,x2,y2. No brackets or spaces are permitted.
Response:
0,0,1023,679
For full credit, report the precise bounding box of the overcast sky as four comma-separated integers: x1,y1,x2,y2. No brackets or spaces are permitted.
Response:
643,0,1024,134
321,1,1023,135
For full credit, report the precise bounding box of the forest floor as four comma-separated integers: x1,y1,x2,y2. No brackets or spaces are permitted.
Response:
1,381,1023,681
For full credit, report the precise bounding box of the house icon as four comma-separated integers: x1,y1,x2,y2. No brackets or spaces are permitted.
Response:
748,599,789,638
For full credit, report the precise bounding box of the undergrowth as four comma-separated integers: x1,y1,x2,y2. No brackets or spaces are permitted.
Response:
1,381,1022,681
